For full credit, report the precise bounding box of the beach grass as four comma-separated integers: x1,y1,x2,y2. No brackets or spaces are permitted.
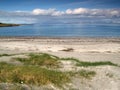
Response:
76,61,119,67
15,53,119,68
15,53,60,68
0,53,119,87
60,57,118,67
0,62,70,86
60,57,80,63
0,62,96,86
78,70,96,79
0,54,12,57
68,70,96,79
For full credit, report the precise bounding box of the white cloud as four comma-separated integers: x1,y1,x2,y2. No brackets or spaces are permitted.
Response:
65,8,120,17
66,8,89,15
32,8,64,16
66,9,73,14
72,8,88,14
52,11,64,16
7,8,119,17
33,9,45,15
32,8,55,15
0,8,120,24
109,10,119,16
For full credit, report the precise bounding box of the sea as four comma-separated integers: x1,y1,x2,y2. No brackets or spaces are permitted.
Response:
0,24,120,37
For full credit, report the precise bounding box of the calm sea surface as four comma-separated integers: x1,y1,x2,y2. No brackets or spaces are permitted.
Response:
0,24,120,37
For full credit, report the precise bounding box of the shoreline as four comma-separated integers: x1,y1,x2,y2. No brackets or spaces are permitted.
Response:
0,36,120,44
0,36,120,39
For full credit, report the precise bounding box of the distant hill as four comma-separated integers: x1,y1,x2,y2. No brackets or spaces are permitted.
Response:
0,23,20,27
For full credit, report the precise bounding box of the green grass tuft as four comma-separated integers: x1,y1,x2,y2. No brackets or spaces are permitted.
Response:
60,57,80,63
77,70,96,79
76,61,118,67
16,53,60,68
68,70,96,79
0,62,70,86
60,57,119,67
0,54,12,57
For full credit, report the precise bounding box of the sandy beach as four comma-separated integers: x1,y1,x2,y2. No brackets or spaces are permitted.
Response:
0,37,120,90
0,37,120,63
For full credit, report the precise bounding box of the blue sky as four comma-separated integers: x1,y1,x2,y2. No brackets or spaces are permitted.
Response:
1,0,120,11
0,0,120,24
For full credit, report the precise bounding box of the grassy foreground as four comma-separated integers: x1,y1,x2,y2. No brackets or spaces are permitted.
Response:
0,62,69,86
0,62,95,87
0,53,119,87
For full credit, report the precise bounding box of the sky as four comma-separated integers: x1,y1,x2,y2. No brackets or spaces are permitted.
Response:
0,0,120,24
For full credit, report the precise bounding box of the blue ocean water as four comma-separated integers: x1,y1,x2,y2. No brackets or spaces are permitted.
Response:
0,24,120,37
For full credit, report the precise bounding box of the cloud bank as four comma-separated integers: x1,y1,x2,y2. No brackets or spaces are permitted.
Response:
0,8,120,24
32,8,120,17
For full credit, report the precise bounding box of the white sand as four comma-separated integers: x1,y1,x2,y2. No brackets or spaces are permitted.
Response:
0,37,120,90
0,38,120,64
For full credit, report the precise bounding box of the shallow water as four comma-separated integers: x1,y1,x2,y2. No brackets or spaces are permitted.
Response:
0,24,120,37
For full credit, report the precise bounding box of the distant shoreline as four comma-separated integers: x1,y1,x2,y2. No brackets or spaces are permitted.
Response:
0,23,21,27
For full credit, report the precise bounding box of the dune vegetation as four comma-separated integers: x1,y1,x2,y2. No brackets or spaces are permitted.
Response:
0,53,119,89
